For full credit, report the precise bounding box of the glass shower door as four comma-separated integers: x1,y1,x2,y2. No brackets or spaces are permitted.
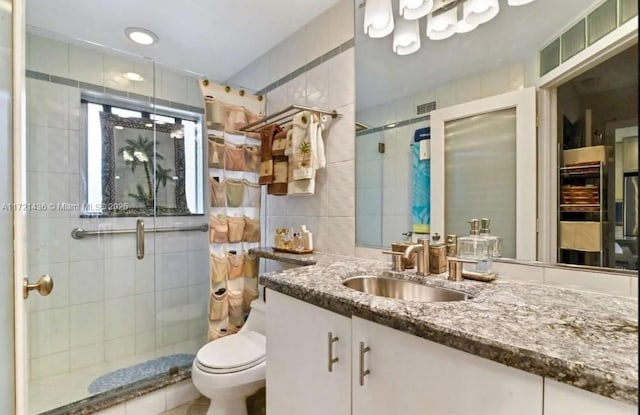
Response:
23,31,160,414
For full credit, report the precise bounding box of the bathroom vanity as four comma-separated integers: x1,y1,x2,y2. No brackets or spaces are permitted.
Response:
251,248,638,415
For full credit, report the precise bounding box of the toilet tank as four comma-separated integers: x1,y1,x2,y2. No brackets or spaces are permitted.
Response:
240,299,266,335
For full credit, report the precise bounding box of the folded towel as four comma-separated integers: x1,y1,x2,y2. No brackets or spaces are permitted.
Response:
268,156,289,195
272,127,288,156
258,124,280,184
286,111,326,195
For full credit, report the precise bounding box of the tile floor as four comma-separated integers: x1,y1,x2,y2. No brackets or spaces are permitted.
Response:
161,396,209,415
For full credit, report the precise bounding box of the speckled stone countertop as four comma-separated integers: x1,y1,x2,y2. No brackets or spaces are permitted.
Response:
251,247,638,406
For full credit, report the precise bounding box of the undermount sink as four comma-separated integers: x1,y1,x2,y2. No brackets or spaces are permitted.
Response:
342,276,471,302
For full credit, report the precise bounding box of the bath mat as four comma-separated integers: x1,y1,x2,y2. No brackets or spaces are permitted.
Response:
88,353,194,394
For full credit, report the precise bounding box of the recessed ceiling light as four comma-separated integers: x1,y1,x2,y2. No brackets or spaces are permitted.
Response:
123,72,144,82
125,27,158,46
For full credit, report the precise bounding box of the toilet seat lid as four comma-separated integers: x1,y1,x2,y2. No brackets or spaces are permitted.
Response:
196,331,265,371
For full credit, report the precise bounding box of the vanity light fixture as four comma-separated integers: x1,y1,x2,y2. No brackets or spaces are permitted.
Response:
462,0,500,26
371,0,535,54
393,17,421,55
426,5,457,40
123,71,144,82
125,27,158,46
399,0,434,20
364,0,395,38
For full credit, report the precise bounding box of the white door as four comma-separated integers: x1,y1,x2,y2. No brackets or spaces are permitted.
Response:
351,316,543,415
430,87,537,261
266,290,351,415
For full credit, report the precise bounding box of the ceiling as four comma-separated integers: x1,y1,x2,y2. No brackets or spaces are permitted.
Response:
26,0,341,83
355,0,601,111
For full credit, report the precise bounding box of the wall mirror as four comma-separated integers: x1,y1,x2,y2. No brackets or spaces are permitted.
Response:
82,96,204,217
354,0,638,273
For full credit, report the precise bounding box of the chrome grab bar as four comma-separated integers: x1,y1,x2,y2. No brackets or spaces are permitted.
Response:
136,219,145,260
70,223,209,239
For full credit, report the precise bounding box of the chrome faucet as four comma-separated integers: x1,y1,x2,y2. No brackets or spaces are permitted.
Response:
403,238,429,276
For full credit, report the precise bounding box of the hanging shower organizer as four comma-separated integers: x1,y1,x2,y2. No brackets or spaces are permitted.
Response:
202,88,265,341
239,104,339,133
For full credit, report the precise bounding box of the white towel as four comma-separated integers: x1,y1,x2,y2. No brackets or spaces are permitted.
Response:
286,111,327,195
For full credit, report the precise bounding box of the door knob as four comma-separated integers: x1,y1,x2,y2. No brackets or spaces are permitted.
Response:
23,274,54,299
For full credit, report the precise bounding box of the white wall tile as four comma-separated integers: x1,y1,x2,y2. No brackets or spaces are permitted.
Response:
135,293,156,334
165,380,202,410
355,246,386,262
27,126,70,174
327,103,355,164
286,75,307,106
29,36,69,78
28,217,70,265
266,84,287,114
69,45,104,86
186,79,205,108
305,62,329,108
328,48,355,109
104,336,136,362
69,259,104,304
188,249,210,286
69,302,105,348
105,297,136,340
158,68,188,104
304,9,330,63
133,60,155,97
328,0,355,50
543,267,632,297
328,160,355,217
327,217,355,256
125,389,166,415
157,252,189,290
287,28,308,73
105,257,136,299
27,80,70,129
30,351,69,380
29,308,69,358
268,42,289,86
103,53,136,94
69,342,104,370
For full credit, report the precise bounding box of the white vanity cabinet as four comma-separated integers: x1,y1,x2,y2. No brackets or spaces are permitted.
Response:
351,316,543,415
266,290,352,415
544,379,637,415
266,289,635,415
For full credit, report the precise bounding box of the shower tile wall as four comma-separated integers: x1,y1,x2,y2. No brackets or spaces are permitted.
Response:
26,33,209,381
228,0,356,270
355,61,531,248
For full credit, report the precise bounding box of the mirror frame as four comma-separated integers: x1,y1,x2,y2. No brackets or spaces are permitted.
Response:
100,112,190,216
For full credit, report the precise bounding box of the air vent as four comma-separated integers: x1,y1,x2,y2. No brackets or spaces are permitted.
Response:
416,101,436,115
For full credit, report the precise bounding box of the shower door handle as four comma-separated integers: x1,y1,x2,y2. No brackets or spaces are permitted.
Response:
136,218,145,260
23,274,54,299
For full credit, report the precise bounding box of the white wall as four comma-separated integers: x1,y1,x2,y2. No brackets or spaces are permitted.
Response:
0,1,16,413
24,32,209,401
228,0,356,268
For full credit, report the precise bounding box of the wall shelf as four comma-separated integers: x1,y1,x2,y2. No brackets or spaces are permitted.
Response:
239,104,339,133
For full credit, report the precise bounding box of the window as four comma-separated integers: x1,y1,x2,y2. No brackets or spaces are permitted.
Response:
82,96,204,216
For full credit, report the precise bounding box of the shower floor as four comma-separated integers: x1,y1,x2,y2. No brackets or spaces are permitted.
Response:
29,347,196,415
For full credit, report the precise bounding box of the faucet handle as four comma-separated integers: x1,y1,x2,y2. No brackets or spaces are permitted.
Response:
383,251,405,271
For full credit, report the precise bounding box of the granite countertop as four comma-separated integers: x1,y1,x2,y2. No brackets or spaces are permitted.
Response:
251,247,639,406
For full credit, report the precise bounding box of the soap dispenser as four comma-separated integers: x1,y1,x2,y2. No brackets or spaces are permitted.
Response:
456,219,495,274
479,218,502,258
429,233,448,274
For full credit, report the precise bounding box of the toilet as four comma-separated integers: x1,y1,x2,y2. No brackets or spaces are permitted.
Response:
191,299,266,415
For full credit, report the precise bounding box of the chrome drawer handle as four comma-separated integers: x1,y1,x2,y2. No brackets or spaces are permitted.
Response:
328,332,339,372
359,341,370,386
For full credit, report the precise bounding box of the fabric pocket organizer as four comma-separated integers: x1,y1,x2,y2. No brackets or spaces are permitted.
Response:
244,144,261,173
224,142,245,171
227,280,245,327
244,252,258,278
226,179,244,207
209,214,229,244
209,288,229,321
210,253,229,283
243,180,261,208
227,251,245,279
209,178,226,207
243,216,261,243
227,216,246,243
205,101,225,131
207,135,224,168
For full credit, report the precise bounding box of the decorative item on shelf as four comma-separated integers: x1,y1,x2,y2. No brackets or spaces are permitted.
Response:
365,0,537,55
428,233,448,274
272,226,314,254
